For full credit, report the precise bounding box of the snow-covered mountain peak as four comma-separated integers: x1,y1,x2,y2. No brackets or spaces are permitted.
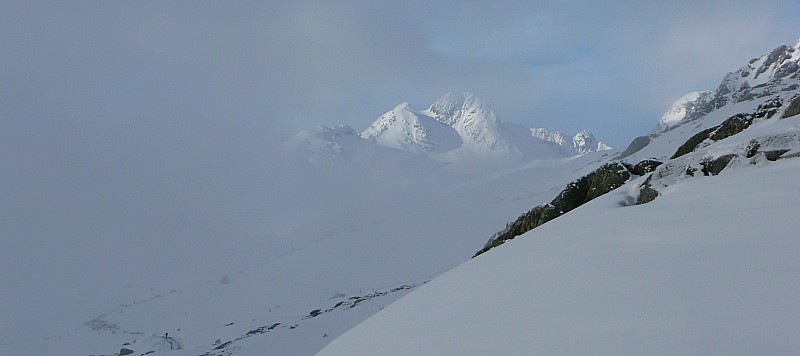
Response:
291,92,612,166
572,130,609,154
652,39,800,135
653,91,713,134
531,128,612,154
716,40,800,102
361,101,462,154
425,92,500,128
285,124,369,161
427,92,466,125
530,127,566,146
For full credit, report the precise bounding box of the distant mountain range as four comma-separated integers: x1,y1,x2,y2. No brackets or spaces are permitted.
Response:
288,92,611,166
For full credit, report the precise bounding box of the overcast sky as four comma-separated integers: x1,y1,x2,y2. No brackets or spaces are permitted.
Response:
2,1,799,232
3,1,799,149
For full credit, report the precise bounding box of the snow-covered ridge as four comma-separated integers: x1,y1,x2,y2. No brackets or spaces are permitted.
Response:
361,102,462,154
531,127,611,154
652,91,713,134
362,92,527,158
654,38,800,135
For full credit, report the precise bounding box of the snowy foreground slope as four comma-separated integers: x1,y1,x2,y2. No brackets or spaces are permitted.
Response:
320,139,800,355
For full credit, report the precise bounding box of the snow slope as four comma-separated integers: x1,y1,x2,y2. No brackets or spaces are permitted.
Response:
320,140,800,356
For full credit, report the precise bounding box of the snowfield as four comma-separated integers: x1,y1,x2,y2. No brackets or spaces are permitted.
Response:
319,157,800,355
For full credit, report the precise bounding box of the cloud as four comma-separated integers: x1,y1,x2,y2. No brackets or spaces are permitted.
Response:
2,1,799,153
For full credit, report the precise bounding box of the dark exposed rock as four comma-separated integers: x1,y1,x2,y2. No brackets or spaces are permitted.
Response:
672,114,754,159
631,159,663,176
671,126,715,159
764,149,790,161
672,98,784,159
119,348,135,356
701,154,736,176
474,163,631,257
712,114,754,141
620,136,650,158
783,95,800,118
213,341,233,350
746,139,761,158
245,323,281,336
635,175,659,205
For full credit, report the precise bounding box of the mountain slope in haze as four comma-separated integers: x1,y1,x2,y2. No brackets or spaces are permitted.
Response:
369,92,612,160
319,38,800,356
294,92,611,169
2,111,612,355
651,91,713,134
531,127,611,154
360,102,462,154
652,38,800,136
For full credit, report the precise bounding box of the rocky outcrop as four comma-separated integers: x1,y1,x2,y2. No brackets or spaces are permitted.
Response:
700,154,736,176
655,40,800,132
672,98,784,159
635,176,659,205
475,162,647,257
619,136,651,158
783,95,800,118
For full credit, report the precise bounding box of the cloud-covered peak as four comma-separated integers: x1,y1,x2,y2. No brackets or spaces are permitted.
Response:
653,91,714,134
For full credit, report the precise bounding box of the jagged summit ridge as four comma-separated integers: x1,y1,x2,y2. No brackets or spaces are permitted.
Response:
365,92,537,159
361,102,461,154
714,39,800,104
573,130,611,154
531,128,611,154
293,92,611,164
426,92,466,126
655,38,800,135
